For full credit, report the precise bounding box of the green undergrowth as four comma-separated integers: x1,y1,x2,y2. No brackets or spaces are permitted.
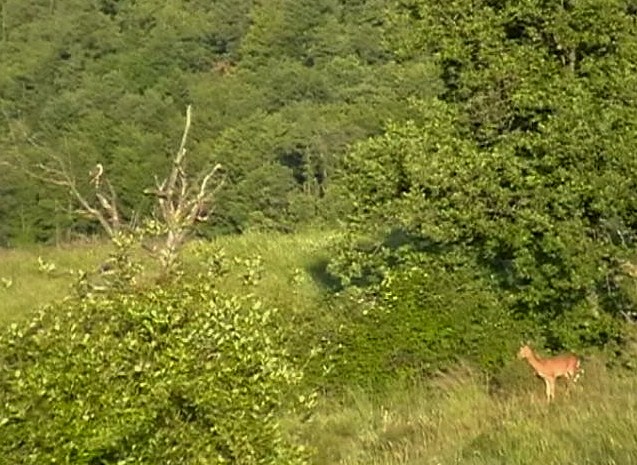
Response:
323,261,526,391
297,359,637,465
0,229,341,323
0,267,315,464
2,230,637,464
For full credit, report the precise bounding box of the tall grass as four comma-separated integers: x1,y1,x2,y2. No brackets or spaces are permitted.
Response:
298,358,637,465
0,229,341,323
0,242,110,323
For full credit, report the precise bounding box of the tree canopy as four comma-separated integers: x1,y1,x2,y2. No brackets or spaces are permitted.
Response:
1,0,434,244
330,0,637,351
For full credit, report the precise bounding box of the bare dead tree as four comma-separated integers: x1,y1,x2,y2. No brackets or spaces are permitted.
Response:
4,105,224,275
32,156,123,238
1,156,122,239
2,109,125,239
143,104,225,272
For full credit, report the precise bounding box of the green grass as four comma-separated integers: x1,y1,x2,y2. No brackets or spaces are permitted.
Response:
0,241,110,323
298,359,637,465
2,230,637,464
0,229,342,323
203,228,342,300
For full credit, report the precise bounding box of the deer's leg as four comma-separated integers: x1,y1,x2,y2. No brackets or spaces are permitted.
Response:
549,378,556,402
566,372,577,396
543,378,552,402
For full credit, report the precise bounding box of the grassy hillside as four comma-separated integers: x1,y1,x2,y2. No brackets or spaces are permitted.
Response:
0,241,109,323
299,359,637,465
0,230,339,323
2,232,637,464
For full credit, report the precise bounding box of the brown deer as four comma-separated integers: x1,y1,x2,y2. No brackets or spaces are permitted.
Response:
517,344,581,402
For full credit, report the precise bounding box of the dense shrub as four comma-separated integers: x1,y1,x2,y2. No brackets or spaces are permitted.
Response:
0,274,312,464
325,256,527,390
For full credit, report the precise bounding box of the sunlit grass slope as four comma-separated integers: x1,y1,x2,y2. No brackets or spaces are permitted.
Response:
0,229,341,323
0,242,110,323
300,359,637,465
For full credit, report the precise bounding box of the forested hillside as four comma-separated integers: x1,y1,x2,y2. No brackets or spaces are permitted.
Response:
3,1,637,463
0,0,439,244
3,0,637,340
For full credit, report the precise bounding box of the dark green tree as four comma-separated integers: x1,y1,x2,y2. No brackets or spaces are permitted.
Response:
333,0,637,349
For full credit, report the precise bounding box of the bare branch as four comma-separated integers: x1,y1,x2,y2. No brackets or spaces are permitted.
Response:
6,152,124,238
620,310,637,325
89,163,104,188
142,105,224,273
6,103,223,277
164,104,192,204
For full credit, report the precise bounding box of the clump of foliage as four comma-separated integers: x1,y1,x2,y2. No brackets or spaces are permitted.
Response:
321,244,531,391
329,0,637,364
0,251,313,464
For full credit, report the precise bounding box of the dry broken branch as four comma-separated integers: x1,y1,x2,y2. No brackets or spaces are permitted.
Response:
140,105,225,272
23,154,123,238
7,104,222,276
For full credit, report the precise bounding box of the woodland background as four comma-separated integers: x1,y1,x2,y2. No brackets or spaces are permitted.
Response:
2,1,637,463
1,0,417,243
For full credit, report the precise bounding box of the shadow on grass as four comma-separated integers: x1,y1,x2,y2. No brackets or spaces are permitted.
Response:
307,258,344,292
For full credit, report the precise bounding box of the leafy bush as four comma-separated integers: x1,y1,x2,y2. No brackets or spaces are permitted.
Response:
326,255,526,390
0,272,312,464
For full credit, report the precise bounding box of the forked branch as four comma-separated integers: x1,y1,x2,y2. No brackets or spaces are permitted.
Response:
26,154,123,238
144,105,225,271
6,104,223,276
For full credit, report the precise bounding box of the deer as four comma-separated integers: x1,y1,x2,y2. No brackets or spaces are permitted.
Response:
517,344,582,403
